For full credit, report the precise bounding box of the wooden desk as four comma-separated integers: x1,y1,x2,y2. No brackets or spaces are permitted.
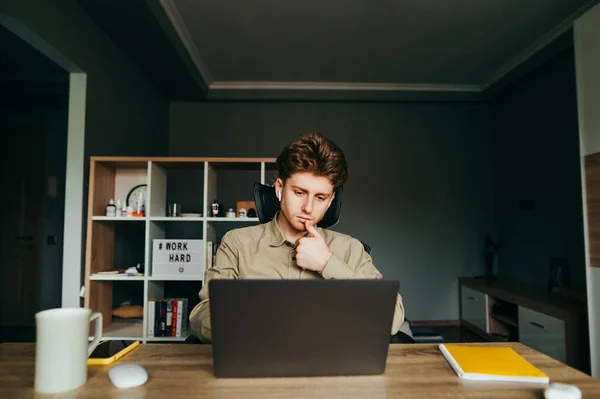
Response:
1,342,599,398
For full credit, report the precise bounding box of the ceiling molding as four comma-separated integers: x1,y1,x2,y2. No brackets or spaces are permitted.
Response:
158,0,213,86
209,81,481,93
207,85,484,102
481,0,598,91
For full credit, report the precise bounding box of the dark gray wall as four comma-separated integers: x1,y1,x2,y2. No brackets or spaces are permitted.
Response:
0,0,170,157
1,0,170,304
491,49,585,291
169,102,496,319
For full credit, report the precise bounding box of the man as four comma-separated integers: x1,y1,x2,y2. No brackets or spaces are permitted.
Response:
189,133,405,342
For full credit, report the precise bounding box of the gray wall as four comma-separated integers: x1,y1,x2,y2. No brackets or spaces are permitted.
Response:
169,102,496,320
1,0,170,304
0,0,170,158
491,48,586,291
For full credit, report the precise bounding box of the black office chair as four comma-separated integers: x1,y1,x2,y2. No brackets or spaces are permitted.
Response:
252,182,414,344
253,183,372,253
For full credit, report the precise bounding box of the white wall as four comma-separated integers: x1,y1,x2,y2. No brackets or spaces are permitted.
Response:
574,2,600,378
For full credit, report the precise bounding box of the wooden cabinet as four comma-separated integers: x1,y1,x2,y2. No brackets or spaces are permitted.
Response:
459,278,588,373
84,156,276,343
460,286,488,333
518,306,566,363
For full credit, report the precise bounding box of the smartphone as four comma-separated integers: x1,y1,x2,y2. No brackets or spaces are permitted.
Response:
88,340,140,365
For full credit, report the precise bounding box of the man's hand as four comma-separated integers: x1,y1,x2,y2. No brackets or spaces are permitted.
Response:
295,221,332,273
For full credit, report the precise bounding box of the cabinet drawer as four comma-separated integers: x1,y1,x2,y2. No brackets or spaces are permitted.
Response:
461,286,488,332
518,306,565,362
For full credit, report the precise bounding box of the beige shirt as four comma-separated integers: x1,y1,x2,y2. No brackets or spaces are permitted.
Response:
189,214,405,342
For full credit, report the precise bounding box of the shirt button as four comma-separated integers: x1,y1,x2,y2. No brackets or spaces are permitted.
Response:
292,256,296,261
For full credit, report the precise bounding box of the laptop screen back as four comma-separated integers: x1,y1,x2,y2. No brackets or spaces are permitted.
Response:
209,279,399,378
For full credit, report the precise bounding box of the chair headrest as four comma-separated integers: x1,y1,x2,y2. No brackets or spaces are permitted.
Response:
253,183,343,229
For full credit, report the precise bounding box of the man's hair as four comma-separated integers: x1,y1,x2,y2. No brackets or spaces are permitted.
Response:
276,132,348,189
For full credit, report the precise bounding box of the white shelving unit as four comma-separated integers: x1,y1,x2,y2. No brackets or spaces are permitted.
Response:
84,157,277,343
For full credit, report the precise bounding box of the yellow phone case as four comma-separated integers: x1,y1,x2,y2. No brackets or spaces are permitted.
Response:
88,340,140,365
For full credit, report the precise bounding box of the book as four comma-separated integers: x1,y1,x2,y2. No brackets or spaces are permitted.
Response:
147,300,155,338
439,344,549,383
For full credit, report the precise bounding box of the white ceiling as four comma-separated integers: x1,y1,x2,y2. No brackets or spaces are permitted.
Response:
160,0,597,100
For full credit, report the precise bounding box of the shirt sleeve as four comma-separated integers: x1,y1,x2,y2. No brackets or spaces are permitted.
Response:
189,232,239,342
320,237,405,335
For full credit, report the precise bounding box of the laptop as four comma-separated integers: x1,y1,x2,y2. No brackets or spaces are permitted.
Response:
209,279,399,378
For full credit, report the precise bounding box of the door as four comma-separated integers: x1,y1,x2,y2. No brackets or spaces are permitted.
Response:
0,124,46,328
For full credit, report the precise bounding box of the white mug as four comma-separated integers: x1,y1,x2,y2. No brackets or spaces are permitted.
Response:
34,308,102,393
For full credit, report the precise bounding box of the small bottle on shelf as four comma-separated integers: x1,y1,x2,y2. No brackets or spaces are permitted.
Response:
106,199,116,217
137,192,145,216
116,199,123,217
212,199,220,217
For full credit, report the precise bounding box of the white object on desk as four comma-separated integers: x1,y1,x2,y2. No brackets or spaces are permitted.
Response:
34,308,102,393
108,363,148,389
544,383,582,399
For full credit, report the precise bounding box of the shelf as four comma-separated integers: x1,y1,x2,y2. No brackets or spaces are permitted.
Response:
148,276,204,281
149,217,203,222
102,319,144,340
206,217,259,222
491,314,519,328
90,274,144,281
92,216,146,221
147,332,191,342
85,157,275,349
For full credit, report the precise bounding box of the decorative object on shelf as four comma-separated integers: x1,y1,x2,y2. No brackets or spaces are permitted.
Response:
247,208,257,218
181,212,202,218
136,262,145,274
212,199,220,217
168,203,182,217
112,304,144,319
236,200,256,218
238,208,247,218
106,199,116,217
97,270,122,275
226,208,236,218
126,184,147,216
152,239,205,277
548,257,569,294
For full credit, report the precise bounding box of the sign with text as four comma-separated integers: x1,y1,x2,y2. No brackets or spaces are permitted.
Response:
152,239,205,277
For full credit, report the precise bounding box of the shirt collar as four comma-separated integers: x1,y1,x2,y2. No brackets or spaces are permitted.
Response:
269,211,288,247
269,211,313,247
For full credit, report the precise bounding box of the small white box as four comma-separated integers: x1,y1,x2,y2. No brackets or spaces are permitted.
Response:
152,239,205,277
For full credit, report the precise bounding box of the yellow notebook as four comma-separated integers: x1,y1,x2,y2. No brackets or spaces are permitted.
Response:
439,344,549,383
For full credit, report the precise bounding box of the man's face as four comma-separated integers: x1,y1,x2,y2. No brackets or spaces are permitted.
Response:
276,172,335,233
